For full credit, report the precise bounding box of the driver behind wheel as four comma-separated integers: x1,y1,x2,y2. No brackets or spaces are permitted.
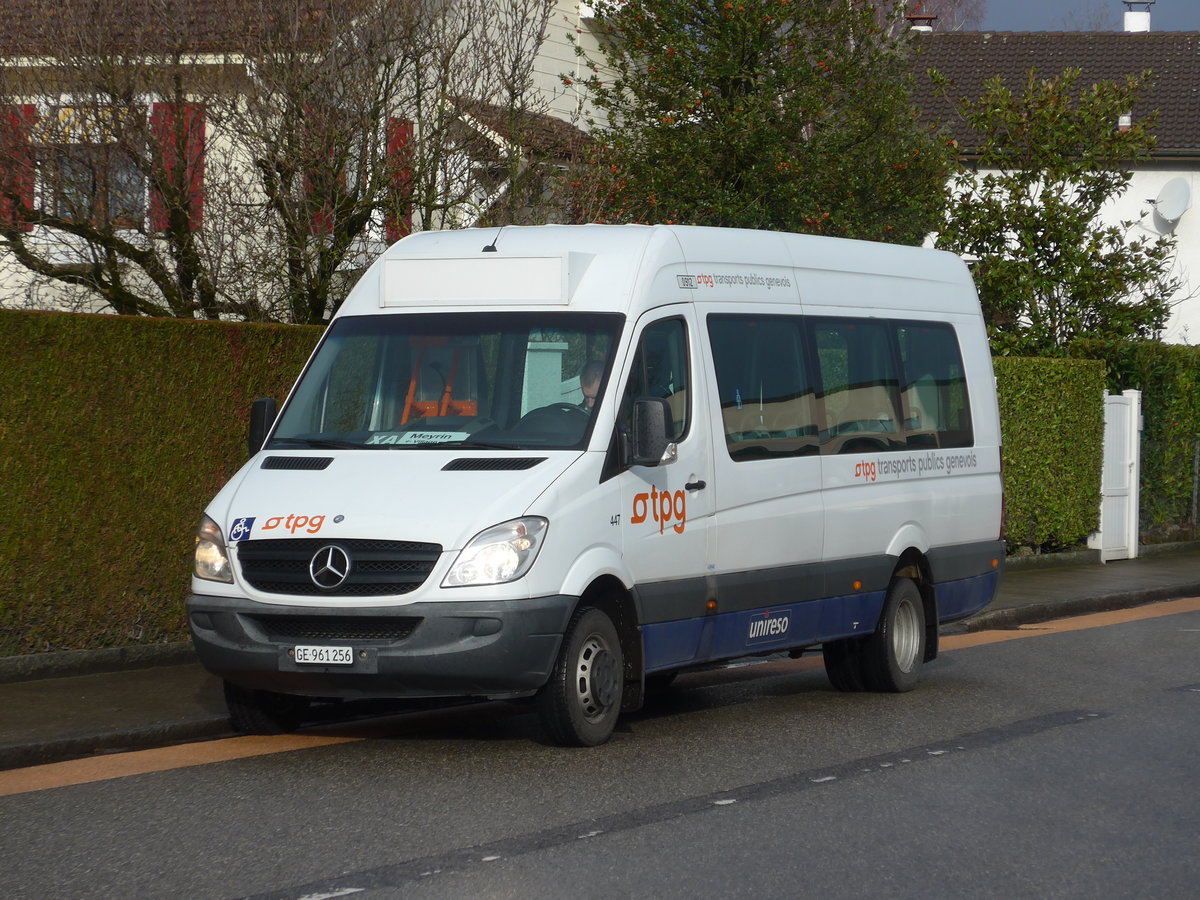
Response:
579,359,605,412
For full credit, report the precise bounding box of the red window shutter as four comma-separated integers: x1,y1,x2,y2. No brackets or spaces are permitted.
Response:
0,105,37,232
385,117,414,242
304,167,333,235
150,101,205,231
303,104,341,236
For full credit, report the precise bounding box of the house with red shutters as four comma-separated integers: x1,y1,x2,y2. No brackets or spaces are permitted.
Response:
0,1,595,320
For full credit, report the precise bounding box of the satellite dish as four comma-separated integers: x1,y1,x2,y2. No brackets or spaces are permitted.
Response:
1154,178,1191,223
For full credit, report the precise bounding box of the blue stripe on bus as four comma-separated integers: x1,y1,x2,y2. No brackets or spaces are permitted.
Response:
641,569,1000,673
643,591,886,673
934,569,1000,623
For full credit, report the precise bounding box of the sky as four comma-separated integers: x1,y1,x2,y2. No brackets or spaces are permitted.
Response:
978,0,1200,31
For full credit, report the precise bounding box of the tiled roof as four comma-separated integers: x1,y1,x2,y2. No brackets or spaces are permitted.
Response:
911,31,1200,155
0,0,338,56
460,101,590,161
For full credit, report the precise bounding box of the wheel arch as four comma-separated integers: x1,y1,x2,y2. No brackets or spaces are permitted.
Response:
577,575,645,713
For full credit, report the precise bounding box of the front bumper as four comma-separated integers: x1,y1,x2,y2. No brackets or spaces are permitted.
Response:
187,593,577,700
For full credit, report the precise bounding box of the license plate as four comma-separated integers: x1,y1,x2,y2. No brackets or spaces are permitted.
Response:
293,645,354,665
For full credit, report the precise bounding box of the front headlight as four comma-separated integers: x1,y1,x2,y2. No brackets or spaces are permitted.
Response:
193,515,233,583
442,517,548,587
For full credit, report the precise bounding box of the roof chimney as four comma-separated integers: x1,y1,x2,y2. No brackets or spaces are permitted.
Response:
906,1,936,33
1123,1,1154,33
907,14,937,33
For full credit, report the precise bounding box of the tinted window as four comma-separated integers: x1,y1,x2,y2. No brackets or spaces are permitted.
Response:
707,315,818,460
707,315,974,458
620,318,690,441
813,319,905,454
896,323,973,448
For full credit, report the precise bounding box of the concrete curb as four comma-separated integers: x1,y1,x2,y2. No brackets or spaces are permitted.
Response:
0,642,197,685
0,716,233,771
962,582,1200,631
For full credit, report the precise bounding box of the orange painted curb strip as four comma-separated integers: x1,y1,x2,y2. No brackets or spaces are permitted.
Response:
0,734,358,799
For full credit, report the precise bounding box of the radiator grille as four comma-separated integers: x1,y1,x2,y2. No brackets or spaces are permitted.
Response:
237,538,442,597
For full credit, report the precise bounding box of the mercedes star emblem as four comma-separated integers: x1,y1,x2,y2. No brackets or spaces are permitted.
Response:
309,544,351,589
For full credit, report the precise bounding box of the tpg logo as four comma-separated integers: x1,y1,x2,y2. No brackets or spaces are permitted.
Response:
854,460,878,482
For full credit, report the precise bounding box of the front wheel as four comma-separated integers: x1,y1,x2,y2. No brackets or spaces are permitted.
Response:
537,607,624,747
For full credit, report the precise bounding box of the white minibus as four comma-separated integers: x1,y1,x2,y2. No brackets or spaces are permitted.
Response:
189,224,1005,746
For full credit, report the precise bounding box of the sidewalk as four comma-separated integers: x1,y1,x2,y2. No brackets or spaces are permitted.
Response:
2,547,1198,770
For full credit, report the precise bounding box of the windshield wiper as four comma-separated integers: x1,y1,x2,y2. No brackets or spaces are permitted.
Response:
438,440,523,450
270,437,367,450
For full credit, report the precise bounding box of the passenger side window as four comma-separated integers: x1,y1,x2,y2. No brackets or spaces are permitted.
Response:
897,323,973,448
813,319,904,454
707,315,818,460
621,318,690,441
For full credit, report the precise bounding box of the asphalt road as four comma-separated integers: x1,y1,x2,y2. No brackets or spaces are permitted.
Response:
2,602,1197,900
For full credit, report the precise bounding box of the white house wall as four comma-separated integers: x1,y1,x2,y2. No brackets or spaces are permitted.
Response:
535,2,608,125
1105,167,1199,344
932,163,1200,346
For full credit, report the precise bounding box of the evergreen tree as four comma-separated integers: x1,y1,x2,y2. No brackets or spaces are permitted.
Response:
934,67,1178,354
569,0,954,244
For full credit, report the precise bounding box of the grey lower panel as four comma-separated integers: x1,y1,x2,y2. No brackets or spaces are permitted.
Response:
187,593,577,700
927,540,1006,582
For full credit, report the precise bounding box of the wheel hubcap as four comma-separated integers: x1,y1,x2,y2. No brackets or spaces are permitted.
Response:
575,634,619,721
893,596,921,673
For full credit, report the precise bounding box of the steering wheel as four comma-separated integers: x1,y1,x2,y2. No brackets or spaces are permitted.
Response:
515,402,589,429
513,405,592,434
546,402,589,417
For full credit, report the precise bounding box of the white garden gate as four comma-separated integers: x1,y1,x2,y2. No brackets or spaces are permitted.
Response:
1088,390,1142,562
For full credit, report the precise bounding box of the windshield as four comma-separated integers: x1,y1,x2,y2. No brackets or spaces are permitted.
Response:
269,312,623,451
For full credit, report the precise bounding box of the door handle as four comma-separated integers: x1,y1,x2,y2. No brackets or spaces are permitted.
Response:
685,480,707,491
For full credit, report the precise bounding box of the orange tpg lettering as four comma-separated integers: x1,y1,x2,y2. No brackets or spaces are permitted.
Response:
630,486,686,534
260,514,326,534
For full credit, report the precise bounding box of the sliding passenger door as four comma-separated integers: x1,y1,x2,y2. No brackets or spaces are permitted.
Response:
704,313,825,619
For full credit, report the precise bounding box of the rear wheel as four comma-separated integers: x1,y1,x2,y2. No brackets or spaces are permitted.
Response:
823,577,926,693
537,607,623,747
224,681,310,734
861,577,926,692
822,637,867,692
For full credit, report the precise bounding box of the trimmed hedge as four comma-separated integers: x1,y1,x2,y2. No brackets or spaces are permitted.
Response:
993,356,1106,552
0,310,321,656
1072,339,1200,536
0,311,1144,656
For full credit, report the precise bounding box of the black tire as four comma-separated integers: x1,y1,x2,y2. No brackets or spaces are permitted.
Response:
859,577,926,692
224,681,310,734
537,607,624,747
823,636,868,692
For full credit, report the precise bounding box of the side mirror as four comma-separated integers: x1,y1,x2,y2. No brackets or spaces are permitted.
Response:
628,397,676,467
248,397,278,457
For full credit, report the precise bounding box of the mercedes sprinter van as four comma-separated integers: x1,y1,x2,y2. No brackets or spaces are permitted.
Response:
188,224,1005,746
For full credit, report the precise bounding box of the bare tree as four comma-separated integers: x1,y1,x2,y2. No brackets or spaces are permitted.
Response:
0,0,232,316
0,0,559,323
